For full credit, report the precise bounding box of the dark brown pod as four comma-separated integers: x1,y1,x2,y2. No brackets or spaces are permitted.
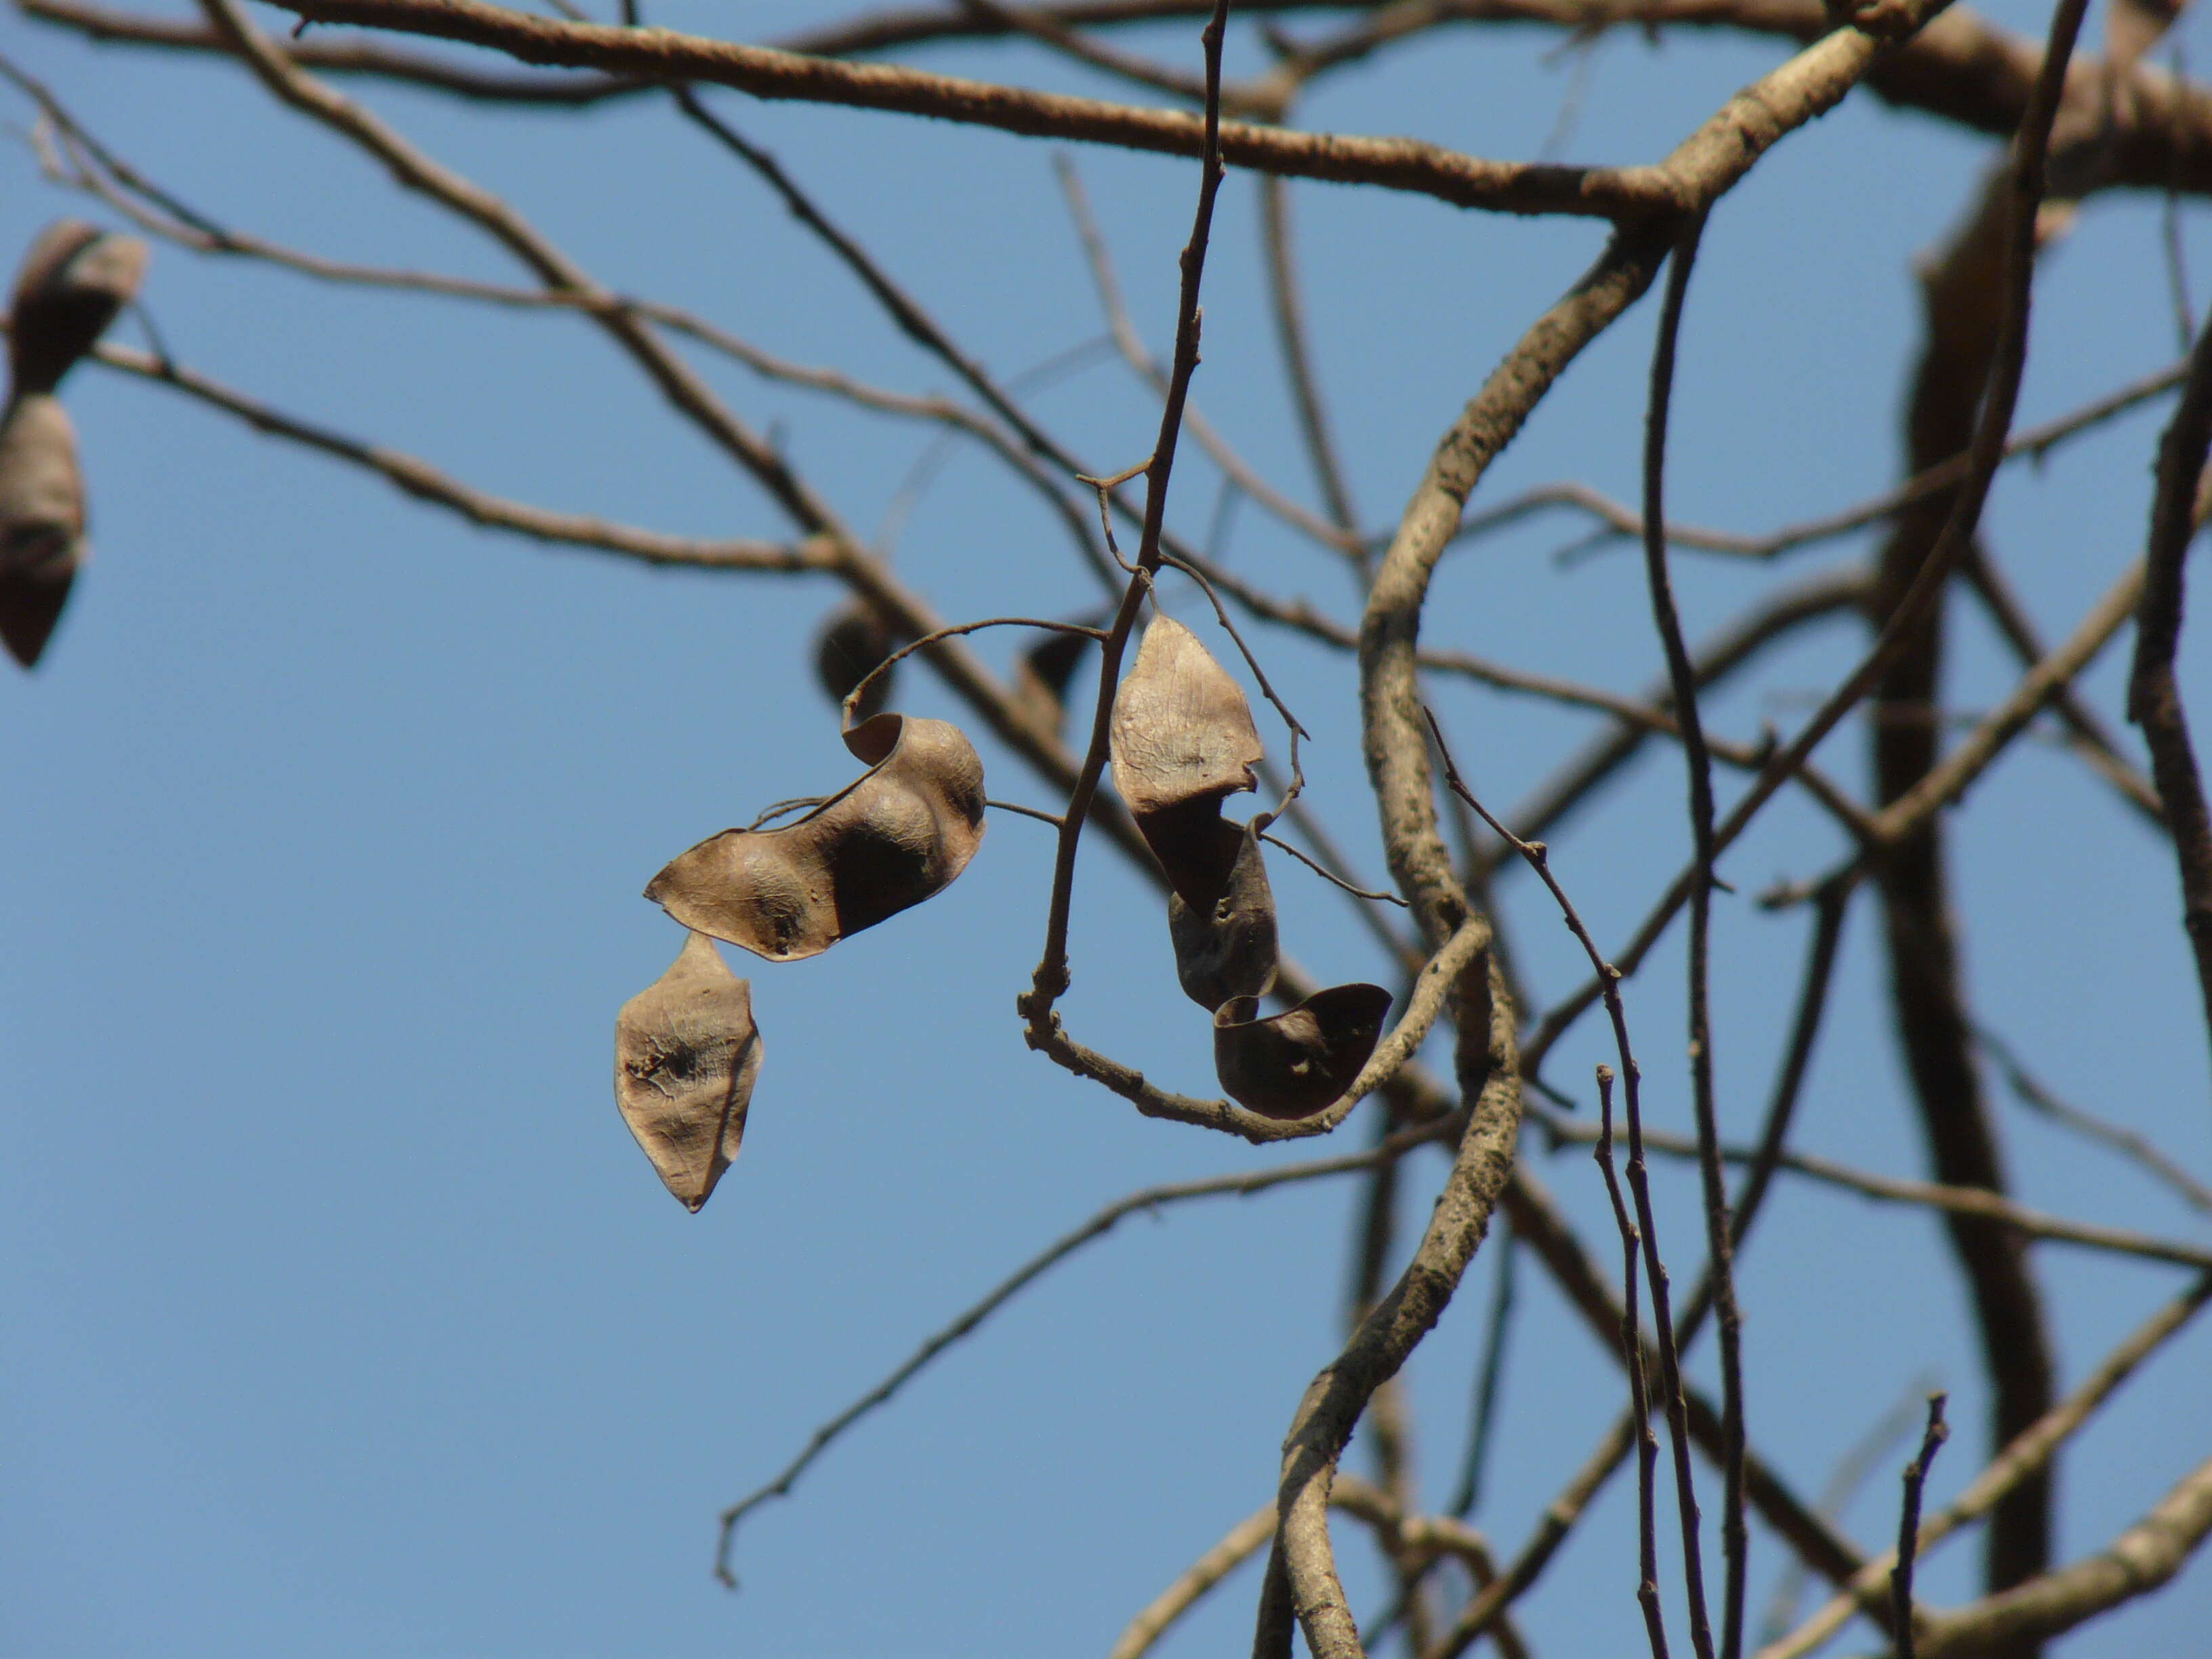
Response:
7,221,149,396
1166,817,1279,1010
814,600,904,723
1012,625,1096,741
0,393,85,668
615,931,763,1212
644,714,986,962
1214,983,1394,1120
1109,614,1262,819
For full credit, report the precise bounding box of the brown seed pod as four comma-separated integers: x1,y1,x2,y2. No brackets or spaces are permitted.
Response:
1213,983,1394,1120
1166,817,1279,1010
1109,613,1264,900
0,393,86,669
644,714,987,962
615,931,763,1212
1011,624,1097,741
813,600,904,723
7,221,149,397
1109,613,1262,819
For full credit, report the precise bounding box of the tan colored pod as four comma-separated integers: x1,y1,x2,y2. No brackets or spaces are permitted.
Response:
614,931,764,1213
1166,817,1279,1010
0,393,85,668
645,714,987,962
8,220,149,396
1214,983,1393,1120
1108,614,1262,819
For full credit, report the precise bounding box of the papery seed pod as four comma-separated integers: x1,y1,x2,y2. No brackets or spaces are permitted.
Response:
814,599,904,723
1109,613,1262,819
1166,817,1279,1010
0,393,86,669
615,931,763,1212
7,221,149,397
645,714,986,962
1012,624,1097,741
2108,0,2184,72
1214,983,1394,1121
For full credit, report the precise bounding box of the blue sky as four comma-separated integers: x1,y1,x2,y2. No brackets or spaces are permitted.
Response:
3,1,2210,1654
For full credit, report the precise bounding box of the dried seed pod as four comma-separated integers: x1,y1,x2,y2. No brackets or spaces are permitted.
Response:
645,714,986,962
814,600,904,723
1012,624,1096,741
0,393,85,669
1166,817,1279,1010
7,221,149,396
1109,613,1262,819
2108,0,2184,72
1214,983,1394,1121
615,931,763,1212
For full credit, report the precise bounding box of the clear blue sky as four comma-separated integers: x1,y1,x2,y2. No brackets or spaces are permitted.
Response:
3,2,2209,1654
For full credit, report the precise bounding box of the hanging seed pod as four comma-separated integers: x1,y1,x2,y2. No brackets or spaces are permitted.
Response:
1214,983,1394,1120
0,393,85,669
645,714,986,962
615,931,763,1212
1012,623,1097,741
814,599,905,724
1109,613,1263,901
7,221,149,397
1109,613,1262,818
1166,816,1279,1010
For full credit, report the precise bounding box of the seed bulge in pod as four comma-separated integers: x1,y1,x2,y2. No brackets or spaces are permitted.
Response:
1166,817,1279,1010
646,714,987,961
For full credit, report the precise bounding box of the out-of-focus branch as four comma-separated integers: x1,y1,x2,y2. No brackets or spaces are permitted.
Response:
1528,1104,2212,1269
1867,166,2057,1619
1755,1269,2212,1659
1910,1449,2212,1658
2128,294,2212,1082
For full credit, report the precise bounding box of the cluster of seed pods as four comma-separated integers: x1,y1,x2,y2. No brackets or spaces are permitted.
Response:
1108,614,1392,1120
616,712,989,1210
2,221,149,669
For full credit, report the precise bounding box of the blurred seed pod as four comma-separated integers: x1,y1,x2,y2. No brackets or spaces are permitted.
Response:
615,931,763,1212
7,220,149,397
645,713,987,962
1166,816,1279,1010
0,393,85,669
1213,983,1394,1120
1011,623,1098,741
813,600,905,724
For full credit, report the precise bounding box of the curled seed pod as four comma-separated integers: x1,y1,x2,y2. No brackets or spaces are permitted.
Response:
1166,817,1279,1010
8,221,149,396
615,931,763,1212
645,714,986,962
0,393,85,669
1012,623,1097,741
1109,613,1262,819
1214,983,1394,1121
814,600,905,723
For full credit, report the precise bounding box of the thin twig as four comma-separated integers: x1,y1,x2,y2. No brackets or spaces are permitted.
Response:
1639,207,1737,1659
712,1126,1431,1587
1891,1393,1950,1659
1973,1025,2212,1214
